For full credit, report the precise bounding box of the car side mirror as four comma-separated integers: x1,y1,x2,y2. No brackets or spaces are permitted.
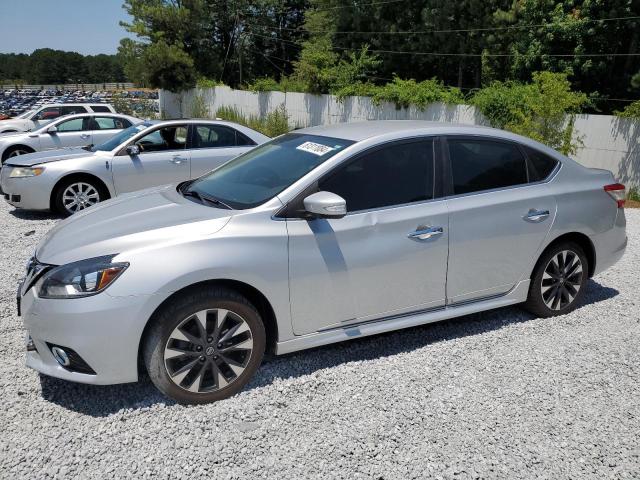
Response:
47,126,57,134
303,191,347,219
126,145,140,156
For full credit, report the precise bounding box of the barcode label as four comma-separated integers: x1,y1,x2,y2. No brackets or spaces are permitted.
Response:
296,141,335,156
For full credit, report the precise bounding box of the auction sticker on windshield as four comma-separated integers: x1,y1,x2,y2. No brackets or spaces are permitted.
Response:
296,141,335,156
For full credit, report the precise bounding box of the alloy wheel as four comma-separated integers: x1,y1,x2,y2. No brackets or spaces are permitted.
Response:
8,149,30,157
62,182,100,213
540,250,583,311
163,309,254,393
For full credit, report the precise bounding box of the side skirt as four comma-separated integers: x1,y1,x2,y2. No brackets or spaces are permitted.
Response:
275,279,530,355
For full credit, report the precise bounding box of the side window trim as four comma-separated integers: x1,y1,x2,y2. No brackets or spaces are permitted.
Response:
277,136,442,219
442,135,542,198
521,145,561,183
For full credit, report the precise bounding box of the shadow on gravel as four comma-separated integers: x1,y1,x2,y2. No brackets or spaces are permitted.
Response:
38,279,618,416
9,209,62,221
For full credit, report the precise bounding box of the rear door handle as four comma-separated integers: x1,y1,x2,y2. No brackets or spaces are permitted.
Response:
80,134,90,139
524,209,550,222
408,225,444,240
170,156,186,164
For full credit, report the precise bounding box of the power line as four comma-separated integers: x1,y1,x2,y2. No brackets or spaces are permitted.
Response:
310,0,404,12
247,14,640,35
247,32,640,58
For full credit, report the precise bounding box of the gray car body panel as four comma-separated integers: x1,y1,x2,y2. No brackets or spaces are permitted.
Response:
19,120,627,384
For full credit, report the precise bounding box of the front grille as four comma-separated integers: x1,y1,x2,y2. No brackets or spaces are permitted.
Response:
22,257,52,295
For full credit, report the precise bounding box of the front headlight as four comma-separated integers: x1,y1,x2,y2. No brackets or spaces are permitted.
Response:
36,255,129,299
9,166,45,178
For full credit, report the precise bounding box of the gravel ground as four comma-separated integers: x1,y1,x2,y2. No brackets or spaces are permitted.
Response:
0,200,638,480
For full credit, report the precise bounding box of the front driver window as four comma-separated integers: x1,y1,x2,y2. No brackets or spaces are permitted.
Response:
135,126,187,153
319,139,435,212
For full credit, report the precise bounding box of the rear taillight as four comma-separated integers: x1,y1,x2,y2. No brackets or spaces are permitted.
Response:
604,183,626,208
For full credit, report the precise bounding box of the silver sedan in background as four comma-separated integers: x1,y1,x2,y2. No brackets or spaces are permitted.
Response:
17,121,627,404
0,119,269,215
0,112,140,162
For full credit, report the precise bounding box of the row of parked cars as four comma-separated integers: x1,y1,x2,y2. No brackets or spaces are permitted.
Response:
3,103,628,405
0,88,158,119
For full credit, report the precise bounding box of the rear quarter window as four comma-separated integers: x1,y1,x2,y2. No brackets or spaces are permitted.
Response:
525,146,559,181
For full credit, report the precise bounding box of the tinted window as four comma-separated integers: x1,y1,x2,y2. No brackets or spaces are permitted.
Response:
92,116,130,130
320,140,434,212
186,134,353,209
448,139,527,195
525,146,559,182
192,125,237,148
90,105,111,113
56,118,85,132
135,126,187,152
236,131,256,146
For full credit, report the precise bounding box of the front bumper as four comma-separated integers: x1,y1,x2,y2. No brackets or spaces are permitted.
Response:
21,286,163,385
0,165,55,210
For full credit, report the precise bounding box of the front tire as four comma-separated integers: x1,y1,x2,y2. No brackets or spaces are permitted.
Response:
525,242,588,317
143,287,266,404
53,178,104,216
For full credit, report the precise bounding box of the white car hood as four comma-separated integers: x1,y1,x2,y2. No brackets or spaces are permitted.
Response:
36,184,235,265
5,147,100,166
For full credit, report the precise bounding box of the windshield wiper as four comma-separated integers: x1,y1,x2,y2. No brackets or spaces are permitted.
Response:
182,188,232,210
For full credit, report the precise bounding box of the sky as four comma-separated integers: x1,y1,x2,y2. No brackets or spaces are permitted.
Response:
0,0,134,55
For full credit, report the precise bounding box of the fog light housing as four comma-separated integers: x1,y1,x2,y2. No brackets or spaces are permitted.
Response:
51,346,70,366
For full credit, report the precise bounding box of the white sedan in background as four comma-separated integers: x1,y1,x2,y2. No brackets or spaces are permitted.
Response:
1,119,269,215
0,113,141,163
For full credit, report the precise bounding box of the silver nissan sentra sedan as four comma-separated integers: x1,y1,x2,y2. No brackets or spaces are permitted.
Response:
0,119,269,216
18,121,627,404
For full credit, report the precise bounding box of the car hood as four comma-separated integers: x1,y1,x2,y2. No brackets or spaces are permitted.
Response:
5,147,100,166
0,118,31,131
36,184,236,265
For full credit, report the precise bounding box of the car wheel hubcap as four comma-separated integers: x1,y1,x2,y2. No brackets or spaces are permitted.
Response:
62,182,100,213
164,309,253,393
541,250,583,311
9,149,29,157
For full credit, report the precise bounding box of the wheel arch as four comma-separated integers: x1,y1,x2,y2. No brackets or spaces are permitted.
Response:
534,232,596,279
49,172,112,210
1,144,35,162
137,279,279,376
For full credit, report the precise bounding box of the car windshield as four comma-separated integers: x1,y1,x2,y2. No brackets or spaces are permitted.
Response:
91,123,147,152
184,133,354,209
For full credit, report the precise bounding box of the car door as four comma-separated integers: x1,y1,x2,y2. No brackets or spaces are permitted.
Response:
111,124,191,194
89,116,132,147
188,124,256,178
286,138,449,335
444,136,557,304
39,117,92,150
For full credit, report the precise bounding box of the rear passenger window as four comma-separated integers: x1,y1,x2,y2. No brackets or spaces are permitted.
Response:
320,140,434,212
448,139,527,195
93,117,131,130
192,125,237,148
525,146,559,182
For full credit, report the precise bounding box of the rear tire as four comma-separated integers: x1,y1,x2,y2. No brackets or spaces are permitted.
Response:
525,242,588,317
143,287,266,404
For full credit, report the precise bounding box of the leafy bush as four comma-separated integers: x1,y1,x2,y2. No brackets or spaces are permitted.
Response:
473,72,588,155
336,76,464,108
615,100,640,119
196,77,223,89
215,105,291,137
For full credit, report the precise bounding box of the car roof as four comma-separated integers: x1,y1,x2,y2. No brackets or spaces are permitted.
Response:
296,120,498,142
37,103,111,107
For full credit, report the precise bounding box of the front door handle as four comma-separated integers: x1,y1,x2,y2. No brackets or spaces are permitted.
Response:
524,209,550,222
408,225,444,240
170,156,186,164
80,134,90,139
